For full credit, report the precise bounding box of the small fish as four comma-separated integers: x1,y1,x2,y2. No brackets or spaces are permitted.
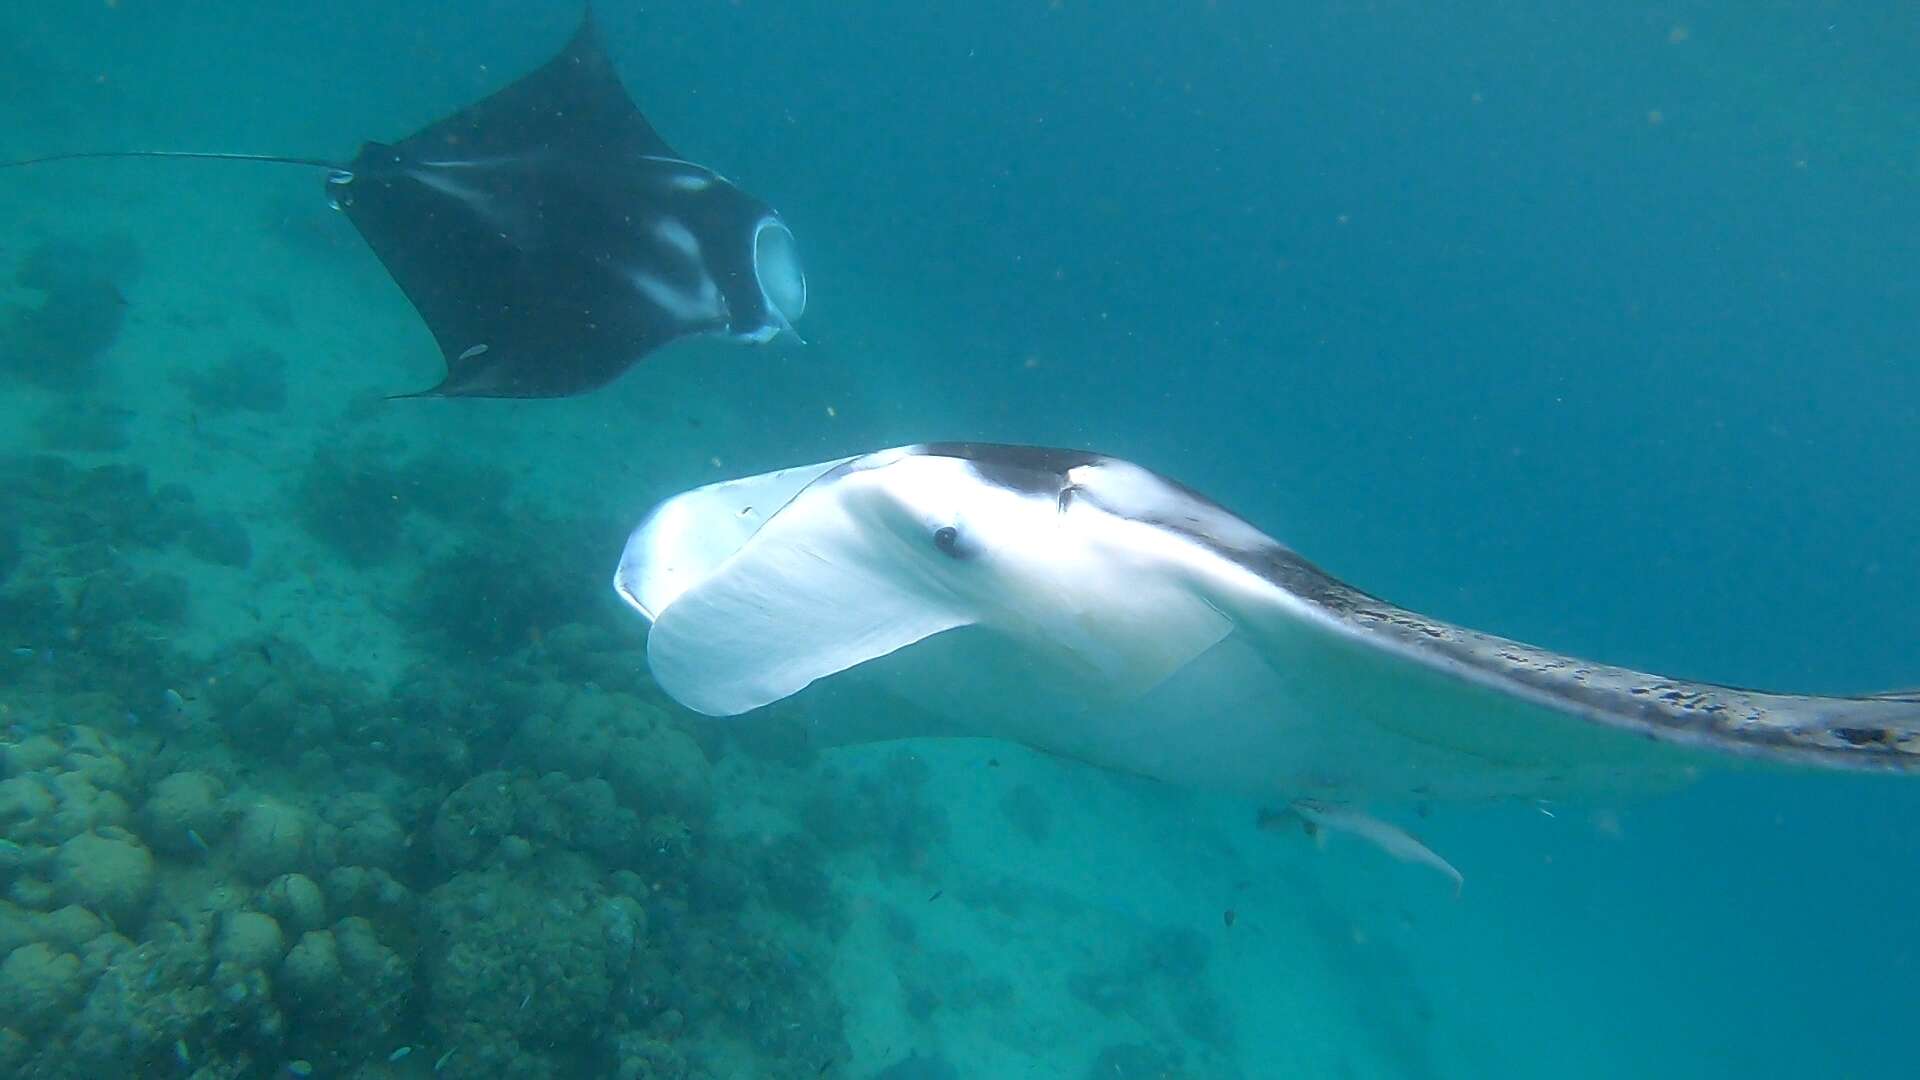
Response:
174,1039,191,1066
185,828,210,855
1290,800,1465,897
162,688,187,714
387,1045,413,1063
1223,909,1236,928
927,889,942,902
433,1047,458,1071
9,647,32,658
286,1061,315,1078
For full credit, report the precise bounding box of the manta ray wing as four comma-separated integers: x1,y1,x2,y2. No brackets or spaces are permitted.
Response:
336,13,800,398
636,462,980,716
616,444,1920,803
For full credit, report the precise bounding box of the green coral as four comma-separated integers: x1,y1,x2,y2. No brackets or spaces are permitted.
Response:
424,853,626,1079
511,690,715,822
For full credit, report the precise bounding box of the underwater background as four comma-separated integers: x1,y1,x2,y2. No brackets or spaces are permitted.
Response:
1,1,1915,1077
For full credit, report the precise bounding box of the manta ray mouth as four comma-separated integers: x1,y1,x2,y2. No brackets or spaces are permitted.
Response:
751,217,806,329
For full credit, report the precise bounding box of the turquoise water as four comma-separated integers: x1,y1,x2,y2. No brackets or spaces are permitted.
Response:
1,2,1915,1077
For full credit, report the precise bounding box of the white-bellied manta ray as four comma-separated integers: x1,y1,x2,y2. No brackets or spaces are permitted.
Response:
614,444,1919,881
0,11,805,398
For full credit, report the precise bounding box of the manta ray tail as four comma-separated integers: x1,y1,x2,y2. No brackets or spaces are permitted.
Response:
0,150,344,173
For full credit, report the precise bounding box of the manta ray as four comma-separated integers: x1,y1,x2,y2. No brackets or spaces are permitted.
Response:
0,12,805,398
614,443,1920,821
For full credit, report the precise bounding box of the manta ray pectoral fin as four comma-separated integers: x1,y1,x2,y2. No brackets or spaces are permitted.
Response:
614,455,858,621
643,472,978,716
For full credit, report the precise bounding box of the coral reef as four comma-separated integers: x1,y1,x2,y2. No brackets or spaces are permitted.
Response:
179,344,288,415
509,690,715,823
801,750,951,875
0,370,995,1079
1084,1042,1190,1079
0,453,275,716
1068,925,1235,1055
0,519,18,585
294,439,514,568
870,1050,961,1080
185,511,254,569
0,236,138,389
0,463,857,1077
31,400,132,452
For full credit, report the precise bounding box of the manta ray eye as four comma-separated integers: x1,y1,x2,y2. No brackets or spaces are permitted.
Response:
932,526,964,559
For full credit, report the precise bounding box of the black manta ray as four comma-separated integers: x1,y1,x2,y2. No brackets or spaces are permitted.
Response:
0,12,806,398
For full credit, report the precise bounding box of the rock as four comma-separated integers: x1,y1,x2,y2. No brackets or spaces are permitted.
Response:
53,830,154,926
0,901,35,953
216,910,286,969
0,520,17,584
334,916,405,990
280,929,341,1003
518,692,714,820
279,919,410,1062
43,772,131,844
139,768,222,853
36,905,104,950
601,895,647,971
58,730,131,795
328,797,406,871
325,866,412,920
9,876,55,910
432,772,514,869
0,942,86,1033
873,1051,961,1080
259,873,327,935
75,929,131,982
1,736,62,777
0,1027,27,1072
0,776,55,841
496,835,533,865
186,511,254,568
423,853,614,1061
140,770,224,857
233,800,309,882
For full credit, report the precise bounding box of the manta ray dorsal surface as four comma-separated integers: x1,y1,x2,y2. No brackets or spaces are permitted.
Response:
0,10,806,400
616,443,1920,802
336,13,806,397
